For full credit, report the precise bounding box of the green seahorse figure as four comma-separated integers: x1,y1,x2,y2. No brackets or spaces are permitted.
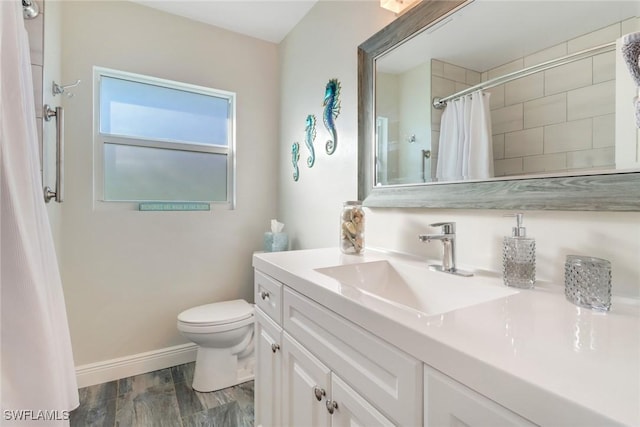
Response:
323,79,341,155
292,142,300,182
305,114,317,167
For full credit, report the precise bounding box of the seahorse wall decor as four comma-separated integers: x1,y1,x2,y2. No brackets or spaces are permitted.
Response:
292,142,300,182
305,114,317,167
323,78,341,155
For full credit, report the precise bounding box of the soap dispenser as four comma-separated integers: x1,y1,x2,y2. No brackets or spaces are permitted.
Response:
502,213,535,289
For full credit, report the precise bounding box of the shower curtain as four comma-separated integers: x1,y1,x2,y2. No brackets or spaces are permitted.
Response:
436,90,494,181
1,1,79,425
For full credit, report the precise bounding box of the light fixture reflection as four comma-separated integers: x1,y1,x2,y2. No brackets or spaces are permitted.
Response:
380,0,421,15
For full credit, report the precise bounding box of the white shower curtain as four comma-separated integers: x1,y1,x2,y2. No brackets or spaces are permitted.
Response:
436,90,494,181
1,1,79,425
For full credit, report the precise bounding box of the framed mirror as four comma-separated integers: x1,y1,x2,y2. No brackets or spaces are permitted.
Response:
358,0,640,210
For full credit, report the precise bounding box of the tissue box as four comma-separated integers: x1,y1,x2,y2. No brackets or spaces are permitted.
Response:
264,232,288,252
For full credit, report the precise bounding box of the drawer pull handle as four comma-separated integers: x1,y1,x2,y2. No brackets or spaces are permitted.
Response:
326,400,338,414
260,291,270,300
313,387,326,401
271,343,280,353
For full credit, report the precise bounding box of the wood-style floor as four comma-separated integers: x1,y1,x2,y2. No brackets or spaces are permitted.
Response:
70,362,254,427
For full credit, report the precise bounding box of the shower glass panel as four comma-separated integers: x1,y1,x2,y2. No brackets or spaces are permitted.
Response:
104,144,227,202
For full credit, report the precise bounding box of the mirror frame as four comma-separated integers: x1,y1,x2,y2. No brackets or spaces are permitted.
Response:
358,0,640,211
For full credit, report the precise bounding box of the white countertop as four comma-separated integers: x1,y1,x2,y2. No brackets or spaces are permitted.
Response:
253,247,640,426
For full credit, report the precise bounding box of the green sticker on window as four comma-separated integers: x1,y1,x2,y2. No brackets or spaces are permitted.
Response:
139,202,210,211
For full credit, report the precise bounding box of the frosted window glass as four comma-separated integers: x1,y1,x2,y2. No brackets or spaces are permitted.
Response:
100,76,229,146
104,144,227,201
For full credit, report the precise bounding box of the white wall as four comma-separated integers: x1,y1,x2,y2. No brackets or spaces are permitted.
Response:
279,1,640,298
375,72,400,182
366,209,640,297
278,0,394,250
398,61,431,183
60,1,279,365
377,62,432,184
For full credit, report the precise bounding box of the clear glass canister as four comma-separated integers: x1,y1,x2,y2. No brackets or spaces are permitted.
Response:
564,255,611,311
340,201,364,254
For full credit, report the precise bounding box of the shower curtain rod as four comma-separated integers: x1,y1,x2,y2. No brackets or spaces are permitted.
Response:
22,0,39,19
433,41,616,109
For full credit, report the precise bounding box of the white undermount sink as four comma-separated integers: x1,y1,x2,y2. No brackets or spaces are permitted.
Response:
315,259,518,317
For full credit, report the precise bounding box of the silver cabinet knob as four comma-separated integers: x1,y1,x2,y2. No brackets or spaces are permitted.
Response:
326,400,338,414
271,343,280,353
313,387,326,401
260,291,270,300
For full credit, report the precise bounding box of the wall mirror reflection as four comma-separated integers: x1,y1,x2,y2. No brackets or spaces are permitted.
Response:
374,0,640,186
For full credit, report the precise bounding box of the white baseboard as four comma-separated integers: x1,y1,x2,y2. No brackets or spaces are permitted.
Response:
75,343,198,388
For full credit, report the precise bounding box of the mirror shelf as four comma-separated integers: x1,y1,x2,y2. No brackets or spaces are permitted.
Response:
358,0,640,211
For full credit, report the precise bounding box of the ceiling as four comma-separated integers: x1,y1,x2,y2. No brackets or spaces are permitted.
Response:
131,0,319,43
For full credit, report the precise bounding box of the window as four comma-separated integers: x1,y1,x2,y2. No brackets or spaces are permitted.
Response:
94,67,235,207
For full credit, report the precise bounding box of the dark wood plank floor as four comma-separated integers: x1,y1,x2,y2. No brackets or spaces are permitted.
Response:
70,362,254,427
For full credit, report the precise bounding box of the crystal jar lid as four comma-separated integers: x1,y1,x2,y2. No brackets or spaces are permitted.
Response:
565,255,611,266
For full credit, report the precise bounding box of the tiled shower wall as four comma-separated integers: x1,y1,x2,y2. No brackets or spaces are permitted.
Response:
24,0,45,176
432,17,639,178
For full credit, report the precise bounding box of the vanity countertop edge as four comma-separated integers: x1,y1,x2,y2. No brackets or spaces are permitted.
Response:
252,247,640,426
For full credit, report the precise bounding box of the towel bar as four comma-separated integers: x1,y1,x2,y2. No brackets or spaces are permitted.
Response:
43,105,64,203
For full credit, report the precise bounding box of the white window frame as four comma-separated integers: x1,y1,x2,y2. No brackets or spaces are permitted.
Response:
93,66,236,210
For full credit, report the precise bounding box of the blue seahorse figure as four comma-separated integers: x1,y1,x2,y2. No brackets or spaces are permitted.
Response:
323,79,341,155
292,142,300,182
305,114,317,167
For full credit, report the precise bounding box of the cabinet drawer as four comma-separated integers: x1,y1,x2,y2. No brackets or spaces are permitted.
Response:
283,288,422,427
424,365,536,427
255,271,282,325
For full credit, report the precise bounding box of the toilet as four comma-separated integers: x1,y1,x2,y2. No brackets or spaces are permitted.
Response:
177,299,255,392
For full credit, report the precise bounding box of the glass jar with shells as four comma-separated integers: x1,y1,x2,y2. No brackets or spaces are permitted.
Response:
340,201,364,254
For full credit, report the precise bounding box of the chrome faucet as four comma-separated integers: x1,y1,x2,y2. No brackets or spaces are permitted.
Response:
418,222,473,277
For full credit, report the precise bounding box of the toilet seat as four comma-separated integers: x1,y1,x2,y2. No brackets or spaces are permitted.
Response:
177,299,254,334
178,299,253,326
177,315,254,334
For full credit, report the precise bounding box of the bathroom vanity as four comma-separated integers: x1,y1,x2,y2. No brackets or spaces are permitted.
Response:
253,248,639,427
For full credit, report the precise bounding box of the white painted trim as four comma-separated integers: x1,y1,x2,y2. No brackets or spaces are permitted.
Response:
75,343,198,388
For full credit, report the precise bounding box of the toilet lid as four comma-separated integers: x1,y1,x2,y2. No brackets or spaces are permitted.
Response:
178,299,253,325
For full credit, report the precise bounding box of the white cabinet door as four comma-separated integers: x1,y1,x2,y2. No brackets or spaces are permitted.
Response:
283,288,422,426
282,333,332,427
255,309,282,427
282,331,394,427
425,366,536,427
331,375,395,427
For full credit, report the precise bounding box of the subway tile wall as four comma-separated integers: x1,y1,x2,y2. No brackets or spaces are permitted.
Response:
432,17,639,178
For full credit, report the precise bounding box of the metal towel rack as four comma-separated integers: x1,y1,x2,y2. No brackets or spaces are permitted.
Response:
53,80,81,97
433,42,616,110
43,105,64,203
